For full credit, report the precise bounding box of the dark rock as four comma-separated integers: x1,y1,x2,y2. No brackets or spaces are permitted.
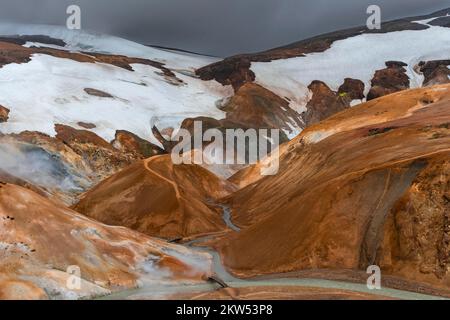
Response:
54,124,135,178
0,35,66,47
179,83,301,144
18,35,66,47
368,127,398,136
77,122,96,129
367,61,410,100
84,88,114,98
429,16,450,28
196,57,255,91
151,125,178,153
385,61,408,68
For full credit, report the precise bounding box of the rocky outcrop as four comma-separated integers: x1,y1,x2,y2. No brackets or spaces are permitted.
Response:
0,105,9,123
217,85,450,290
418,60,450,86
367,61,410,100
0,40,183,85
196,9,448,89
74,155,237,240
112,130,165,159
303,81,351,126
0,183,212,299
338,78,365,101
84,88,114,98
196,57,255,91
54,124,134,180
378,155,449,283
0,131,94,203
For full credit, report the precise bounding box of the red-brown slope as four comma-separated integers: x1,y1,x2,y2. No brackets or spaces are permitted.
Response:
418,60,450,86
217,85,450,290
74,155,236,239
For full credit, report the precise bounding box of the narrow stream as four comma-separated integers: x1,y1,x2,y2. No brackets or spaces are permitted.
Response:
218,203,241,232
99,205,448,300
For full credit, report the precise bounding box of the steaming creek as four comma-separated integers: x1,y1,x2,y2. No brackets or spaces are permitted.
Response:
99,205,448,300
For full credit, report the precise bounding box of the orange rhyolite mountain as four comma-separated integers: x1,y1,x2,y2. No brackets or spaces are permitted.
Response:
74,155,237,239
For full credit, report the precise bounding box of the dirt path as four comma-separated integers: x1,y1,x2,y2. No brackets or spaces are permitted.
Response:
144,156,182,200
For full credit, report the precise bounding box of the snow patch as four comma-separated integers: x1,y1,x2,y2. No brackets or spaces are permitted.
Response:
0,23,219,70
252,26,450,113
0,54,232,145
304,130,335,144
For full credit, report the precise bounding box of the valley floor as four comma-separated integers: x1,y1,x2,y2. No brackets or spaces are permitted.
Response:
100,206,450,301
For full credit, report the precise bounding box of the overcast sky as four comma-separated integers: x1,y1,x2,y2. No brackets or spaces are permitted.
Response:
0,0,448,56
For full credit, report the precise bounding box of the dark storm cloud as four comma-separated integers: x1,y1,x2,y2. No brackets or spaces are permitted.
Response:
0,0,448,56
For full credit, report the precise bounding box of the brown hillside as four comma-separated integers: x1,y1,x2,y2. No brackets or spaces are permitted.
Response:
74,155,236,239
217,85,450,290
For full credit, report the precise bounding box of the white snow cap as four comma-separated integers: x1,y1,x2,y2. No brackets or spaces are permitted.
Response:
0,23,233,146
